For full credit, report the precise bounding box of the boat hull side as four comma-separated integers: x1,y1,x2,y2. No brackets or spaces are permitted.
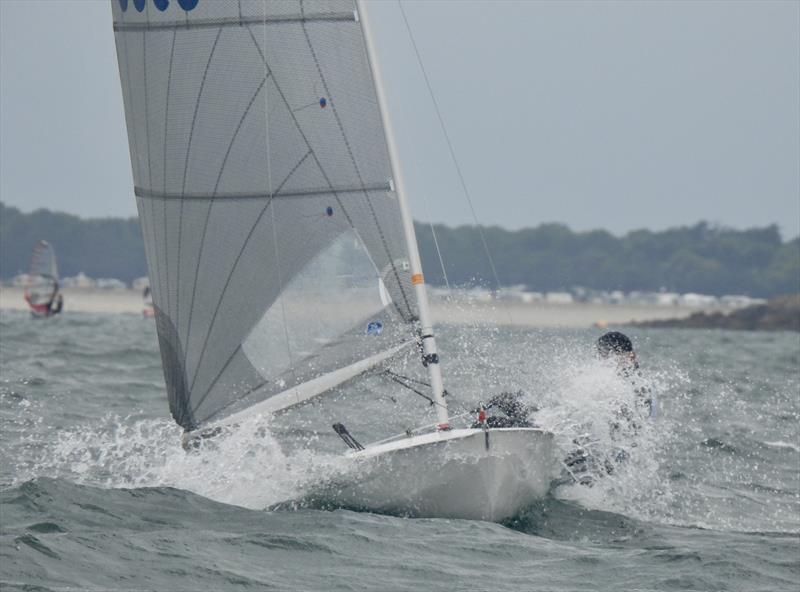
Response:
324,428,559,521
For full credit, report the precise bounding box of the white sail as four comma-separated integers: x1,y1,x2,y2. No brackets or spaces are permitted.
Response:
111,0,419,431
24,240,59,309
224,339,413,424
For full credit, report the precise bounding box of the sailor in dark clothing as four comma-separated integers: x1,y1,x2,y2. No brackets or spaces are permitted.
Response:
597,331,638,373
596,331,656,418
562,332,657,485
472,391,536,428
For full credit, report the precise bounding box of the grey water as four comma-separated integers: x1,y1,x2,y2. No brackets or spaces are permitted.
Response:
1,310,798,591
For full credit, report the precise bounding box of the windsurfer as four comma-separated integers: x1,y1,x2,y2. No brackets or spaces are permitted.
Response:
24,290,62,317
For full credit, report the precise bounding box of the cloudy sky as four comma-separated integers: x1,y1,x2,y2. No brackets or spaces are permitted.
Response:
1,0,798,238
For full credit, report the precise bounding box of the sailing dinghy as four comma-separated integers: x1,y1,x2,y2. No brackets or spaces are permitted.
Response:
24,240,62,318
111,0,558,521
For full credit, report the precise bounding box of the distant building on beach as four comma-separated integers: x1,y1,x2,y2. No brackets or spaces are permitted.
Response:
427,284,767,310
95,278,127,290
61,272,96,289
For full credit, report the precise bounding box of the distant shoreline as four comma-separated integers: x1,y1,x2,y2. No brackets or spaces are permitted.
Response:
0,286,735,329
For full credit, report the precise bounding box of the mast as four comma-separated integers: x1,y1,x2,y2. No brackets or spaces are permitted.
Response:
357,0,450,429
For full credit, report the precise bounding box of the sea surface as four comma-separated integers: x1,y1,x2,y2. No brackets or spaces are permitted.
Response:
1,310,798,591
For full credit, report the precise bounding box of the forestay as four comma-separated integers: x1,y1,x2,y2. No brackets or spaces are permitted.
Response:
111,0,417,431
26,240,59,307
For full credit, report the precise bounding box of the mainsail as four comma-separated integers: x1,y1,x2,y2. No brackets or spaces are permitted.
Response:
111,0,419,431
25,240,59,311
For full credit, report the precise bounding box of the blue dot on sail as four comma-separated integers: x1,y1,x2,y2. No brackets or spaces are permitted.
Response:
133,0,145,12
366,321,383,336
178,0,199,10
118,0,129,11
153,0,170,11
326,206,334,217
319,97,327,109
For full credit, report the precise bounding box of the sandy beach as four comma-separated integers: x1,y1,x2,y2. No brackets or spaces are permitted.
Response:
0,286,728,328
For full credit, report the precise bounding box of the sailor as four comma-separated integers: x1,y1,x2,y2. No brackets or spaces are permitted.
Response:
49,293,63,316
473,390,536,428
597,331,637,371
562,332,657,484
596,331,656,419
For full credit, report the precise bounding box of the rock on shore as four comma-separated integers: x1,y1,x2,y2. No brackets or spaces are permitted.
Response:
633,294,800,332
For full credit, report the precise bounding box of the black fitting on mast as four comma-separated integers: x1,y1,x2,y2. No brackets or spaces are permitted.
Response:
422,352,439,367
417,333,440,366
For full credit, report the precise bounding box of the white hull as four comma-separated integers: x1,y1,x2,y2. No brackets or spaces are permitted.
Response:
323,427,559,522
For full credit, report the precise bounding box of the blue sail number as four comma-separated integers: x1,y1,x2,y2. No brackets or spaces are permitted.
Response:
119,0,198,11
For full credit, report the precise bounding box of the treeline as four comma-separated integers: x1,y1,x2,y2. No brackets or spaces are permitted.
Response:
1,202,797,297
417,222,799,297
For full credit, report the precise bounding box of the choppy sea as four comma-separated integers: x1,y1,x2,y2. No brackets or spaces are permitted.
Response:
1,310,798,591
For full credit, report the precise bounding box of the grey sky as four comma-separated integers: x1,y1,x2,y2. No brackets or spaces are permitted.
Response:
1,0,798,238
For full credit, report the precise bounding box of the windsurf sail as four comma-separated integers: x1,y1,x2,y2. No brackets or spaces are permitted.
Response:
24,240,59,316
111,0,424,431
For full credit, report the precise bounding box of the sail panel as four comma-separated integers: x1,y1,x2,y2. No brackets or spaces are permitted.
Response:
25,241,59,307
113,0,416,430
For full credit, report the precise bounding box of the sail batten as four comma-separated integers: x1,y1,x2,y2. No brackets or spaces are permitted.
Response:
113,0,418,431
114,12,357,33
134,182,393,201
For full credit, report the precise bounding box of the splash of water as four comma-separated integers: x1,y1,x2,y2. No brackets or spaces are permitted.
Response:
13,412,347,510
504,344,685,525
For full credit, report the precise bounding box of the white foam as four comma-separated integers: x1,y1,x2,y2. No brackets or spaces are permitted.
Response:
762,440,799,452
14,412,347,510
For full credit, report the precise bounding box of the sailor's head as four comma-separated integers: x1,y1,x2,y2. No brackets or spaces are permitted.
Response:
597,331,638,369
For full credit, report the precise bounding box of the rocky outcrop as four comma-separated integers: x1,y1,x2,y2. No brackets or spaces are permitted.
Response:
633,295,800,332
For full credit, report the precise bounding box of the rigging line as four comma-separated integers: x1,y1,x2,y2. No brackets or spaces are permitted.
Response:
383,368,430,388
302,0,414,321
383,370,469,412
397,1,510,314
428,220,451,293
384,372,436,406
176,26,224,340
183,75,269,376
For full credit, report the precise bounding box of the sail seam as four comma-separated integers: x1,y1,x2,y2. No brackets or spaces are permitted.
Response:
243,25,362,236
134,182,393,200
142,27,163,316
162,30,177,320
183,74,270,375
113,13,356,32
176,26,223,343
193,345,244,418
299,0,413,320
188,150,313,401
